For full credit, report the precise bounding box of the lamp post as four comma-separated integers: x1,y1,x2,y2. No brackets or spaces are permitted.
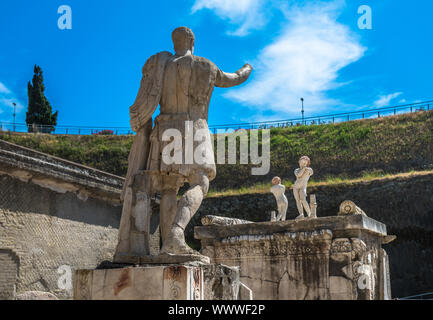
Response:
300,98,304,125
12,102,16,132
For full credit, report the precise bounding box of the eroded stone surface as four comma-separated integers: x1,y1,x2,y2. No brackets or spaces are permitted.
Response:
202,264,239,300
0,144,126,300
338,200,367,216
202,215,252,226
15,291,58,300
0,139,123,204
74,264,239,300
197,215,392,300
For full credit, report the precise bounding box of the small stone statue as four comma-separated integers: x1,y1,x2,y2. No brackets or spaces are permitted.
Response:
293,156,314,219
270,176,288,221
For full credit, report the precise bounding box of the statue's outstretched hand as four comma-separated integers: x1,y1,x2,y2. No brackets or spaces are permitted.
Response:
243,63,253,70
217,63,253,87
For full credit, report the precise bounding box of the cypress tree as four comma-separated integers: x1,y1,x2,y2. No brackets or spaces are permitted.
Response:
26,65,58,133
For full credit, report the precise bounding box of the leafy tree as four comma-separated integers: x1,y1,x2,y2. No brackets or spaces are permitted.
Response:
26,65,58,133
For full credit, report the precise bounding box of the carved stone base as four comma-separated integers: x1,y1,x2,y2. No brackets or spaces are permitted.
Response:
113,252,210,265
196,215,393,300
74,264,239,300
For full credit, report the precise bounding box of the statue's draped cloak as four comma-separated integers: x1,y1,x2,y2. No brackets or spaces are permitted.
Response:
122,51,173,200
116,52,172,256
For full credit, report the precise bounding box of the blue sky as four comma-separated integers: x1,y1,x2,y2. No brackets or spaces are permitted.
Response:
0,0,432,128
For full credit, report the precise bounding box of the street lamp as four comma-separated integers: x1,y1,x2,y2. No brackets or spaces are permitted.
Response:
300,98,304,125
12,102,16,132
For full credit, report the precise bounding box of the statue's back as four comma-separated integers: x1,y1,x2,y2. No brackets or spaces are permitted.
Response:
160,55,217,120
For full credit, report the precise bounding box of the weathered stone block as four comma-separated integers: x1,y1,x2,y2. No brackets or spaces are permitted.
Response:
196,215,392,300
74,264,239,300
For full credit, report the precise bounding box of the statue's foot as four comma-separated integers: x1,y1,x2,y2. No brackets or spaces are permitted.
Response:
295,214,304,220
161,226,201,256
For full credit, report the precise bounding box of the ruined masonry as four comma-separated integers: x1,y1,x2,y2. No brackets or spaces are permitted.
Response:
196,214,393,300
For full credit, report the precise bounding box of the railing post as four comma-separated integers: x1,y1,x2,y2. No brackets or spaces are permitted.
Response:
332,117,335,123
394,108,396,115
378,111,380,118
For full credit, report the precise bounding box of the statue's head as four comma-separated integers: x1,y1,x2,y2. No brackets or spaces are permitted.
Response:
172,27,195,55
272,176,281,185
299,156,311,168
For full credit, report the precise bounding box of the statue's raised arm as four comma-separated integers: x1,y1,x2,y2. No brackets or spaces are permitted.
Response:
215,63,253,88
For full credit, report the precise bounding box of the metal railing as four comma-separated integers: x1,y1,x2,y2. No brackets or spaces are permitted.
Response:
399,291,433,300
208,100,433,133
0,100,431,135
0,124,134,136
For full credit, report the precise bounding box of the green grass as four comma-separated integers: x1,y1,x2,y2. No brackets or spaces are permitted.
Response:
0,133,134,177
206,169,431,198
1,110,433,191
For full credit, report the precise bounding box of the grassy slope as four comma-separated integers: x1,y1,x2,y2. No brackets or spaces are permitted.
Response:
207,169,433,197
0,133,133,177
213,110,433,189
1,110,432,191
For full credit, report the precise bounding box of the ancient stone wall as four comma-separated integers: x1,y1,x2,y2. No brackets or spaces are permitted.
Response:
0,249,19,300
0,174,121,299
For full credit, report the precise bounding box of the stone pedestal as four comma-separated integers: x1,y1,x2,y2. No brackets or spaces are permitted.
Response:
74,264,239,300
195,215,393,300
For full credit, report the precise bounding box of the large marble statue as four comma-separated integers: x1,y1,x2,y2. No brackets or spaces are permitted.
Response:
293,156,314,219
114,27,252,263
270,176,288,221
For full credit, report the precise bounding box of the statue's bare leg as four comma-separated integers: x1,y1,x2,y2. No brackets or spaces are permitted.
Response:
276,203,287,221
160,189,178,244
281,203,288,221
276,206,282,221
161,171,209,255
300,188,311,217
294,188,304,218
159,175,181,244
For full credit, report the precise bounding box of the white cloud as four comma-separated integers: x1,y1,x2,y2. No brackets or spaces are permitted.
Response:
225,1,366,116
191,0,267,36
374,92,403,107
0,81,25,122
0,82,11,94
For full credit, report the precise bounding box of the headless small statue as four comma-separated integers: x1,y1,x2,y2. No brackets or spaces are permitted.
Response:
293,156,314,219
270,176,288,221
